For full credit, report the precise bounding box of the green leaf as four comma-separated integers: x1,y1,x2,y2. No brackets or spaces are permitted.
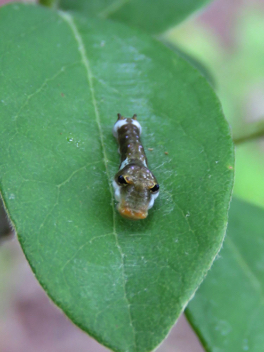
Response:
160,40,215,87
186,198,264,352
0,3,234,352
58,0,212,34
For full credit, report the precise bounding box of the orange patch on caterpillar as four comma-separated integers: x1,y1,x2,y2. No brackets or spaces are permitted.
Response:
118,206,147,220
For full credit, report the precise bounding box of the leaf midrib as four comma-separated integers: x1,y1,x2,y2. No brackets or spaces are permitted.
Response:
58,10,136,349
226,236,264,297
98,0,131,19
226,236,264,339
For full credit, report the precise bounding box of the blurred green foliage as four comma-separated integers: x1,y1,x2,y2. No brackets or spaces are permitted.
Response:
164,8,264,208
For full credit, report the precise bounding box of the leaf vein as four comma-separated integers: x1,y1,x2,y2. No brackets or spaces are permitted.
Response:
13,61,80,124
57,161,101,188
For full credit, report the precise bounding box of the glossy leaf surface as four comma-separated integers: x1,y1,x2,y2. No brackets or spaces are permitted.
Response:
186,198,264,352
58,0,212,34
0,4,233,352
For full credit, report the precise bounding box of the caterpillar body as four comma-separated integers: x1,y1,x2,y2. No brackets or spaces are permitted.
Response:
112,113,159,220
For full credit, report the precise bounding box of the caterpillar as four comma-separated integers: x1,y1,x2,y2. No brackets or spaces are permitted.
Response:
112,113,159,220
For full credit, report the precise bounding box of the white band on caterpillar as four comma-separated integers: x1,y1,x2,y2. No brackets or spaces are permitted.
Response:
113,118,142,139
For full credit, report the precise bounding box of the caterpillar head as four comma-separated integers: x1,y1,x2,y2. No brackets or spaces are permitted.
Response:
113,164,159,220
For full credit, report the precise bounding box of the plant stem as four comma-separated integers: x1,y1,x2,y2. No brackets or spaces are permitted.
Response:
233,119,264,145
39,0,59,8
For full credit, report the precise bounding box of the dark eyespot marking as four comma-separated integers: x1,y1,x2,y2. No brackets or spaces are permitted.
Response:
118,175,127,185
150,184,159,193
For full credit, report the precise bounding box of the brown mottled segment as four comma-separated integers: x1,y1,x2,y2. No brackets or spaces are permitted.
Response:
117,118,147,168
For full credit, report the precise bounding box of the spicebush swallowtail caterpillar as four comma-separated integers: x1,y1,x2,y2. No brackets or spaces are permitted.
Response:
112,114,159,220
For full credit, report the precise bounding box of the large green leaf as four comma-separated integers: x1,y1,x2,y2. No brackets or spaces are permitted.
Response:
0,3,234,352
186,198,264,352
58,0,212,34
